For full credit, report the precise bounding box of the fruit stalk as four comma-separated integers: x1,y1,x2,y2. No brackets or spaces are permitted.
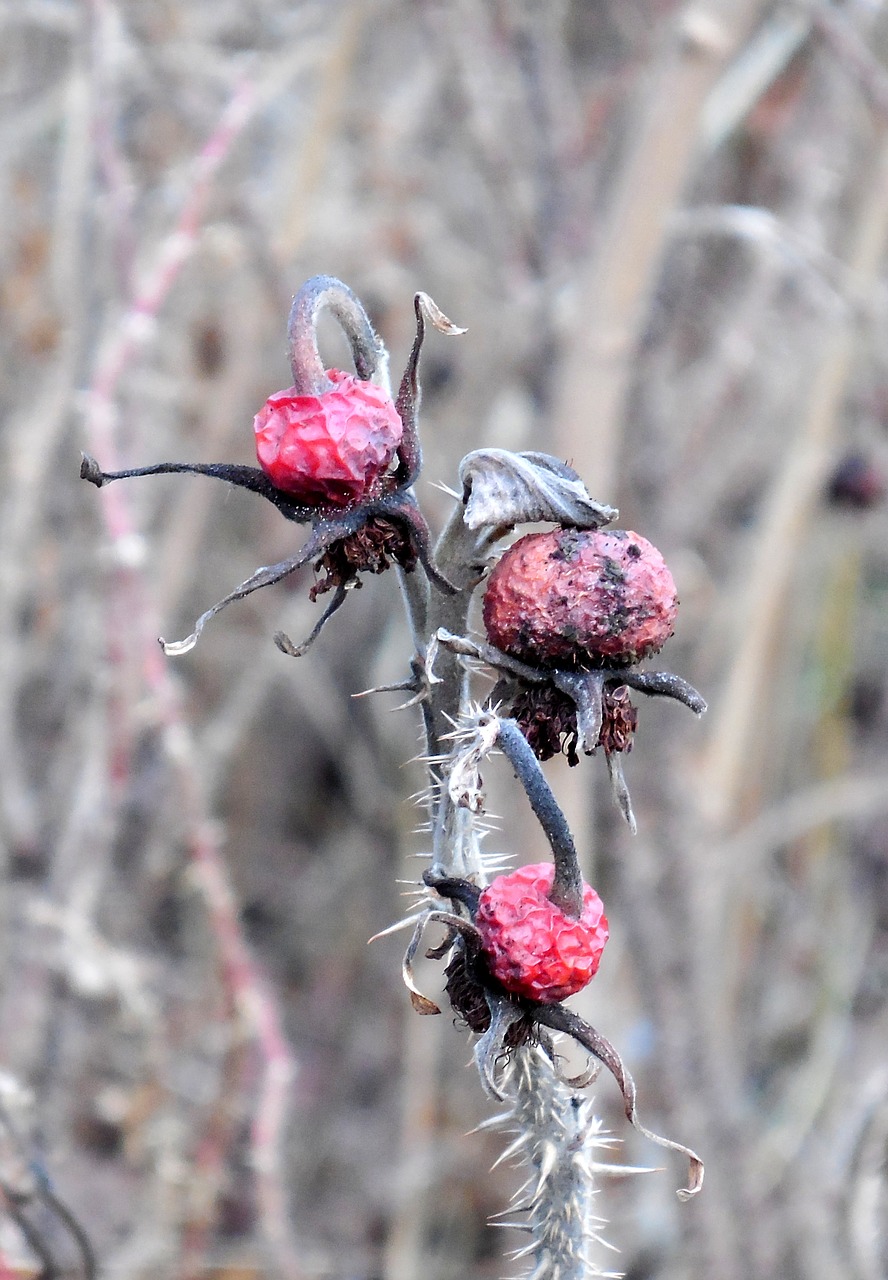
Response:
287,274,390,395
494,717,583,917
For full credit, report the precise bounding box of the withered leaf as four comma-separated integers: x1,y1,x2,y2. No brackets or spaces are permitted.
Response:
459,449,617,532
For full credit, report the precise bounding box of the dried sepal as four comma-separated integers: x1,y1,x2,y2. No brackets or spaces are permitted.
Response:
80,452,321,525
401,914,442,1016
158,517,355,655
474,996,531,1101
433,629,706,828
605,751,637,834
537,1003,705,1199
459,449,618,533
397,907,485,1017
273,585,348,659
394,292,466,485
621,668,707,714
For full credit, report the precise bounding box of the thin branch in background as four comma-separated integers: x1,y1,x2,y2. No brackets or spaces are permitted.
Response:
85,73,257,487
814,3,888,121
551,0,772,496
80,67,301,1279
183,818,299,1280
86,0,137,292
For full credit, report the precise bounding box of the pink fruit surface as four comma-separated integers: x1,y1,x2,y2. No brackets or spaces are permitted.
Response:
254,369,403,505
476,862,609,1003
483,527,678,667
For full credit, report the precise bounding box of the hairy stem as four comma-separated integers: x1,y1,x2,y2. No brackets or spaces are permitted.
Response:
287,274,390,394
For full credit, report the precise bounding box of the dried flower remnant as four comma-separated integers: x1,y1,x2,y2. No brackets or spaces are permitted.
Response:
508,680,639,766
435,621,704,832
81,276,464,655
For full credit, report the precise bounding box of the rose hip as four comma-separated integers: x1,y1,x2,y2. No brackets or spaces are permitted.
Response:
253,369,403,506
483,527,678,668
476,862,609,1003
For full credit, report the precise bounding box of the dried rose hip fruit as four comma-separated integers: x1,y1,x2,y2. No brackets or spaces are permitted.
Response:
475,862,609,1003
483,527,678,668
253,369,403,506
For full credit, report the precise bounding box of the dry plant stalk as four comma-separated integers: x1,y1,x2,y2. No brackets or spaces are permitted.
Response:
83,276,707,1276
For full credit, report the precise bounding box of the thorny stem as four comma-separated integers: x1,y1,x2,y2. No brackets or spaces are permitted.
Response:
423,506,491,782
499,1049,616,1280
389,434,708,1272
494,718,583,916
287,274,390,394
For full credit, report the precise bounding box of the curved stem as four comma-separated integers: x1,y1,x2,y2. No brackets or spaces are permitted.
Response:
422,869,482,916
287,274,390,394
494,718,583,917
38,1183,97,1280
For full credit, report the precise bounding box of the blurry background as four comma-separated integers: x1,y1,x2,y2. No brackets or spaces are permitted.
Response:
1,1,888,1277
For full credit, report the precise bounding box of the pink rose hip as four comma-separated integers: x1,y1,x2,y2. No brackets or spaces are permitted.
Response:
483,527,678,668
254,369,403,506
476,862,609,1003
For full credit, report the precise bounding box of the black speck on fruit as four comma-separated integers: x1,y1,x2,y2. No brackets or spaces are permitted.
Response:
606,604,631,636
627,543,642,559
551,528,582,562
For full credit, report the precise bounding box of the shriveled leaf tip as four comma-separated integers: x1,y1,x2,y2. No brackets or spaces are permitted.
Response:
415,292,467,336
409,991,442,1016
159,633,198,657
676,1154,705,1200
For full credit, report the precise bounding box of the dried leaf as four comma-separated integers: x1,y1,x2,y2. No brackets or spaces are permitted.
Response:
459,449,617,532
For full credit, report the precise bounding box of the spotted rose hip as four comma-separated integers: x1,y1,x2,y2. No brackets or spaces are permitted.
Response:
483,527,678,668
476,862,609,1003
253,369,403,506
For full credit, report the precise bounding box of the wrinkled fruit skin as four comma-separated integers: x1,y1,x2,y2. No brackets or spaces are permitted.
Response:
475,863,609,1003
483,527,678,668
254,369,403,505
